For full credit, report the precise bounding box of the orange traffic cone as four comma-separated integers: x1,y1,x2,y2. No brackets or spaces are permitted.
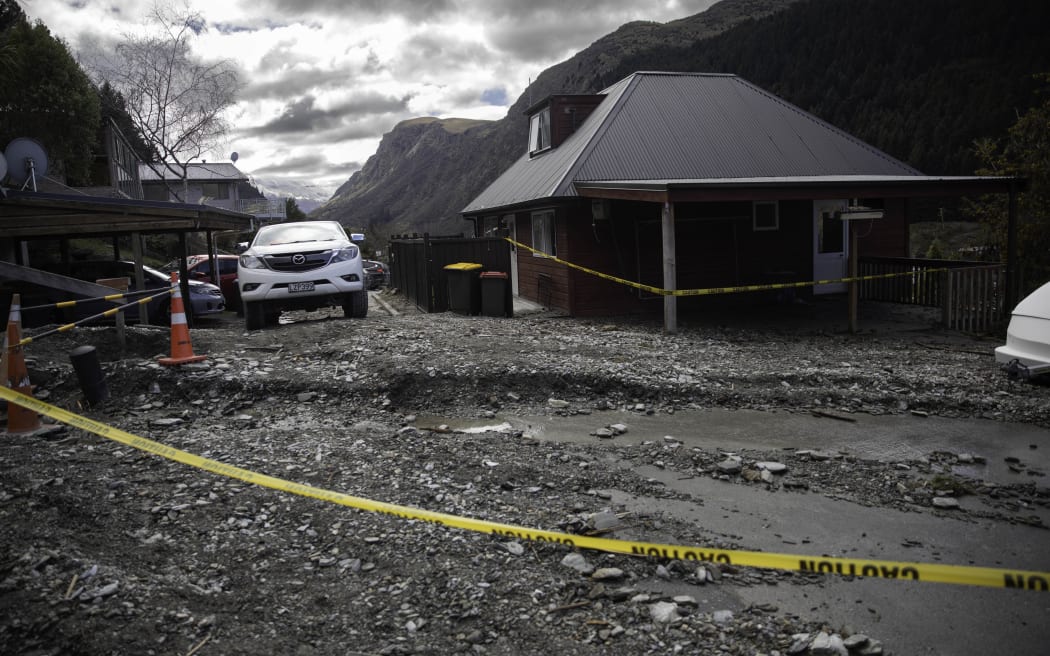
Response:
159,273,206,366
3,294,42,434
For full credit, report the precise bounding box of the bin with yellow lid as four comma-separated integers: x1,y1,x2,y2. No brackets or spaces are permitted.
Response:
443,262,482,315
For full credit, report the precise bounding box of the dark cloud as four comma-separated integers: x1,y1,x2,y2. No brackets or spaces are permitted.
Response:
251,152,331,176
395,31,491,76
482,10,622,62
243,92,411,137
240,67,354,102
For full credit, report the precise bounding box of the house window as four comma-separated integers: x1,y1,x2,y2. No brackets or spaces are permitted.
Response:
753,201,779,231
528,107,551,155
531,210,555,256
481,215,501,237
818,210,844,253
201,182,230,199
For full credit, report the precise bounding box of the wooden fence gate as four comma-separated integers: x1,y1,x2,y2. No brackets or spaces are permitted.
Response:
859,257,1007,333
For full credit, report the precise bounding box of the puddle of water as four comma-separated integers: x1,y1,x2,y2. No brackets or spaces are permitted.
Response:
498,408,1050,487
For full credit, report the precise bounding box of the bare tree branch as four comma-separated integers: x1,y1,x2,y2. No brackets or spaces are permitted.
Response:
82,0,241,202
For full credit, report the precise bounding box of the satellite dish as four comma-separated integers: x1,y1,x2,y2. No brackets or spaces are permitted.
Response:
230,151,239,163
4,137,49,191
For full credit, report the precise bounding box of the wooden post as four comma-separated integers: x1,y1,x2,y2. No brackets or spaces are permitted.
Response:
1005,181,1019,311
95,277,129,351
132,232,148,325
848,223,858,334
662,201,677,334
941,269,952,328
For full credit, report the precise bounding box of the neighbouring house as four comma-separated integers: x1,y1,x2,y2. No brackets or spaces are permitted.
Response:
461,71,1022,330
139,161,286,224
140,162,247,209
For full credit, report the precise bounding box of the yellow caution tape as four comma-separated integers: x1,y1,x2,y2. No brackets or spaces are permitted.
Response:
21,287,164,312
505,238,948,297
2,384,1047,591
15,288,174,348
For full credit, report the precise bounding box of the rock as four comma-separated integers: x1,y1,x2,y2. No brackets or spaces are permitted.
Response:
843,634,870,649
649,601,679,623
150,417,183,427
932,497,960,509
810,631,848,655
712,609,733,623
587,510,619,531
672,595,698,606
594,427,614,438
591,567,625,581
503,541,524,556
756,461,788,473
717,459,742,474
787,633,812,654
296,392,316,402
560,553,594,575
609,423,628,434
548,399,570,409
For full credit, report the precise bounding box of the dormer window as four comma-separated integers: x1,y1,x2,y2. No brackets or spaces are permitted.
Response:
528,107,551,155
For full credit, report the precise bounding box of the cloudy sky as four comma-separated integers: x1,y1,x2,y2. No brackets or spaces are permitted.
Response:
20,0,719,202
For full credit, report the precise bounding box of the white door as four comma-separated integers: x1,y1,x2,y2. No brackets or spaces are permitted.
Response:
504,214,519,296
813,200,848,294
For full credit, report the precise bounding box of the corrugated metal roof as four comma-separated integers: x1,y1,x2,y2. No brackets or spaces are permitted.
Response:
463,72,922,214
138,162,248,183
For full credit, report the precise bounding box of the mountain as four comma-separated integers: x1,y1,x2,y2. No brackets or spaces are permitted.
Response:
248,177,330,214
311,0,1050,238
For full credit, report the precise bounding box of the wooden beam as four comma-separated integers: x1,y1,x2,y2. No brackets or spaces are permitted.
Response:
662,201,677,334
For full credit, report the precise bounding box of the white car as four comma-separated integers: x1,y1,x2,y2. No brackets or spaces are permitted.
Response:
237,221,368,329
995,280,1050,380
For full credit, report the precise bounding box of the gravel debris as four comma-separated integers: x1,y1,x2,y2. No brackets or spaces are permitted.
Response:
1,293,1048,655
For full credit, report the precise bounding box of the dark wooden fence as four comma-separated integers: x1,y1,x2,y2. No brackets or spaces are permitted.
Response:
388,234,512,313
859,256,1006,333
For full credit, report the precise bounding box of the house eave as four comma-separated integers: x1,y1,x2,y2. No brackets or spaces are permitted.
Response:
573,175,1026,202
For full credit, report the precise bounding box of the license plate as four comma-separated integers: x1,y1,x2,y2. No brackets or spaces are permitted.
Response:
288,282,315,293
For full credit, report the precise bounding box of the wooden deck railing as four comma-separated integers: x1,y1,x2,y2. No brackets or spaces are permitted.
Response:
859,257,1006,333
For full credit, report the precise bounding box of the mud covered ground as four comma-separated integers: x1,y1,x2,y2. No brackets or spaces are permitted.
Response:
1,292,1048,655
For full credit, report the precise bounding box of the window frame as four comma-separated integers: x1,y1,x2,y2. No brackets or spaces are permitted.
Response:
528,107,551,156
752,200,779,231
201,182,230,200
531,209,555,256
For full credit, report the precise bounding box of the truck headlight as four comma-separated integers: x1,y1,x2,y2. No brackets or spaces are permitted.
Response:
239,254,266,269
330,246,359,263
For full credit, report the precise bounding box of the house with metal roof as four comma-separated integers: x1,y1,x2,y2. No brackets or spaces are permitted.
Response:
462,71,1021,331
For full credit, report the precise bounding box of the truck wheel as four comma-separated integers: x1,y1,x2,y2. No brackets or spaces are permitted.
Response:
244,301,265,330
343,290,368,318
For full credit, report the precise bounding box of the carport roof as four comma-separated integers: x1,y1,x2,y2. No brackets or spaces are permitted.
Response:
0,189,254,239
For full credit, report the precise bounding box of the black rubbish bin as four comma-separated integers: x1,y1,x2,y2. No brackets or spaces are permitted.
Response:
444,262,482,315
480,271,511,317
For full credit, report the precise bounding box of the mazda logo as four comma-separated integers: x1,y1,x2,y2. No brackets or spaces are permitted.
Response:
292,254,306,265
